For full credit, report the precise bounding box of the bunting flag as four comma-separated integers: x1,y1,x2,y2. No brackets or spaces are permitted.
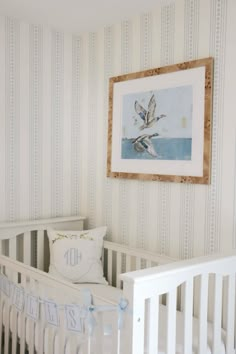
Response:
12,284,24,311
0,273,128,335
26,294,39,321
1,275,10,296
44,300,60,327
65,304,85,332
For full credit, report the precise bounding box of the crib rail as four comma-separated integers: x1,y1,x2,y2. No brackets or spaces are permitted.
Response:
103,241,175,289
0,216,85,271
0,217,180,354
0,255,123,354
0,217,176,290
121,253,236,354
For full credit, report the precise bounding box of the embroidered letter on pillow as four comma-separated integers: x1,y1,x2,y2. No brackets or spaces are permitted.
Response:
47,226,108,284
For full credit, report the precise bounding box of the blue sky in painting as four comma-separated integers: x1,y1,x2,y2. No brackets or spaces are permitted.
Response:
122,85,193,139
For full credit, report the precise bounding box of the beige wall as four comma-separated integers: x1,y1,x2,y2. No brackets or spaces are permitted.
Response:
0,0,235,259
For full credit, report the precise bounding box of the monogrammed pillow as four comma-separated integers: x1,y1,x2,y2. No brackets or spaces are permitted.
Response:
47,227,108,284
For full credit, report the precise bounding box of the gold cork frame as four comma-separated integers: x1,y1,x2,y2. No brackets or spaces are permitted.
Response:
107,57,213,184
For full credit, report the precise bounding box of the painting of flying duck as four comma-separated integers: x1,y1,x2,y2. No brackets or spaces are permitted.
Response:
107,57,213,184
121,86,192,161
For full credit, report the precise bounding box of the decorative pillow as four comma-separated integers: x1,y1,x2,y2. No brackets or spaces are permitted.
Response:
47,227,108,284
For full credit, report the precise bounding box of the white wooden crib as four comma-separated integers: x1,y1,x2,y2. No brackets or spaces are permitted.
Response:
0,216,235,354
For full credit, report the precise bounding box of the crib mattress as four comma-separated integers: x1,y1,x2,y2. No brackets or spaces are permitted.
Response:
2,283,226,354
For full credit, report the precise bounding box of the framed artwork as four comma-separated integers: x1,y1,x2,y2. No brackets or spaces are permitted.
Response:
107,57,213,184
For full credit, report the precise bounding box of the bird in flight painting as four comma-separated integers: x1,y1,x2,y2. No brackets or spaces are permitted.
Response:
121,86,192,161
132,133,159,158
134,94,166,130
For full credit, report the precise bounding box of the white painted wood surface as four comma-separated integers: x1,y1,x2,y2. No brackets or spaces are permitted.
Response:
0,216,85,270
225,274,235,353
145,296,159,354
0,217,236,354
183,279,193,354
121,253,236,354
198,274,208,354
166,290,177,354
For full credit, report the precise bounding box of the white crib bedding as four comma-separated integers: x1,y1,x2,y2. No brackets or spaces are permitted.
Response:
2,283,226,354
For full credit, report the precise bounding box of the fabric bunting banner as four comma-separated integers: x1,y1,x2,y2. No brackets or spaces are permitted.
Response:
0,273,128,334
12,285,24,311
26,294,39,321
44,300,60,327
65,304,85,332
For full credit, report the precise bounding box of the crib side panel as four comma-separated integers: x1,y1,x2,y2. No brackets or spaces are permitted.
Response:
121,254,236,354
103,241,176,288
0,254,122,354
0,216,85,271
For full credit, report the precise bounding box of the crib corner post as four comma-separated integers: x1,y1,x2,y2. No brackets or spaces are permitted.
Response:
121,277,145,354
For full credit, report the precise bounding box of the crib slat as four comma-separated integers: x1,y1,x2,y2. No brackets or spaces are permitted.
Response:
110,318,120,354
67,336,77,354
136,257,142,270
133,300,145,353
123,282,145,354
146,296,159,354
29,279,37,354
18,273,26,354
37,315,45,354
0,295,3,352
183,279,193,354
47,328,55,354
116,252,122,289
108,249,113,285
212,274,223,353
37,230,45,270
9,237,17,260
23,231,31,265
166,290,177,354
11,307,18,353
58,334,65,354
146,259,152,268
59,320,66,354
198,274,208,354
225,274,235,353
4,302,10,354
95,312,105,354
83,334,92,354
125,255,131,272
20,316,26,354
28,319,35,354
38,283,46,354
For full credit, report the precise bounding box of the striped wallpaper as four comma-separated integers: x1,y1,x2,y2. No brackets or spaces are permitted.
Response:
0,0,235,259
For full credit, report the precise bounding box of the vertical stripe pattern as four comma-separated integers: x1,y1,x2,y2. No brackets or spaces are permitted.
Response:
5,18,20,221
160,4,175,66
119,20,132,245
0,0,234,262
71,36,82,216
87,33,98,228
233,134,236,248
157,3,175,255
51,31,64,217
136,13,153,250
184,0,199,59
29,25,43,220
179,0,199,259
205,0,227,254
103,27,114,239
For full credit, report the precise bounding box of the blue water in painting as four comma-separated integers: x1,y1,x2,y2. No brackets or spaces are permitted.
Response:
121,138,192,160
